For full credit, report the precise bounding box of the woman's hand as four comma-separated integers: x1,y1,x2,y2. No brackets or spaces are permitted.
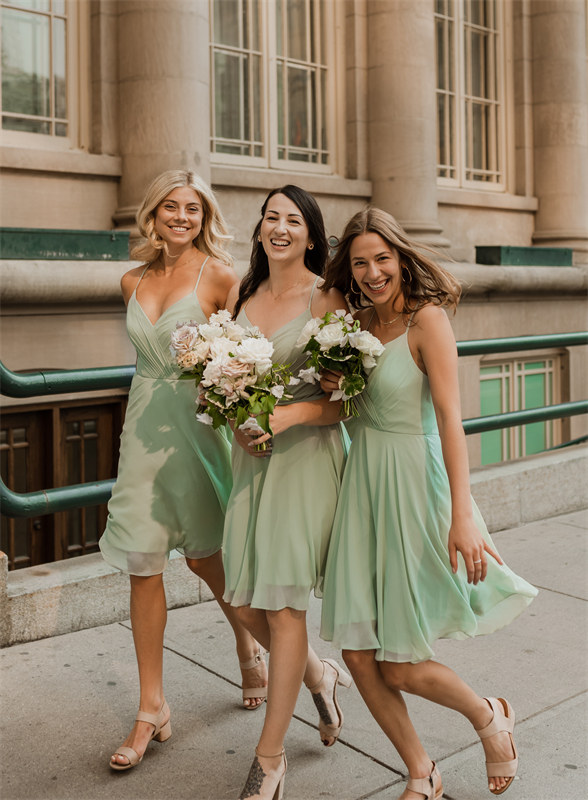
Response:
448,519,503,584
320,369,343,394
231,406,299,458
233,424,272,458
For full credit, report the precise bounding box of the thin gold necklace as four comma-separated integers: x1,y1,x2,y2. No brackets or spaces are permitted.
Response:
156,249,200,271
380,311,402,325
269,276,305,300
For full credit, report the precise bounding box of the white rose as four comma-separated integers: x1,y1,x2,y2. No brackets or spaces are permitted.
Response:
295,317,322,348
362,354,377,369
288,376,301,386
298,366,319,384
196,412,213,426
315,321,347,350
270,385,285,399
209,336,235,359
198,323,226,342
235,336,274,362
209,309,232,325
223,320,247,342
348,330,386,358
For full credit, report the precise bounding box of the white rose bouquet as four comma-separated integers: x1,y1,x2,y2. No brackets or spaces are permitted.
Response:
296,309,385,417
170,310,297,450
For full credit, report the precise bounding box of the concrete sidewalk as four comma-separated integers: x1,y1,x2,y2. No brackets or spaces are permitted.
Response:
1,509,586,800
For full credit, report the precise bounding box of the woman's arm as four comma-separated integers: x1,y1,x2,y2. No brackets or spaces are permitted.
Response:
412,306,502,584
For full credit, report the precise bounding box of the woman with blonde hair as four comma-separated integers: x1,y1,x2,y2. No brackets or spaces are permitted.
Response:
319,207,537,799
100,170,267,772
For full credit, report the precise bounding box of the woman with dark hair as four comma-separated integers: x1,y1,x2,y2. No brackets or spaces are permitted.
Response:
223,186,352,800
319,207,537,799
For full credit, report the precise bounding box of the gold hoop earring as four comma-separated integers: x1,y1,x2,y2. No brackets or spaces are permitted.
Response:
351,277,363,296
401,265,411,284
307,243,314,250
257,235,262,243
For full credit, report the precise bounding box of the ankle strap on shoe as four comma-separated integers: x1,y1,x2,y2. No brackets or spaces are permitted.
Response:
255,747,285,759
307,660,327,692
240,650,266,670
476,698,510,739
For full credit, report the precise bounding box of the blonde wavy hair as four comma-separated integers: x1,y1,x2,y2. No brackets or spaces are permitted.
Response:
322,206,461,314
132,170,233,267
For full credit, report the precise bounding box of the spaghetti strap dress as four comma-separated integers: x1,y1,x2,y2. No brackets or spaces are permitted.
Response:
222,278,350,611
320,316,537,663
99,257,232,576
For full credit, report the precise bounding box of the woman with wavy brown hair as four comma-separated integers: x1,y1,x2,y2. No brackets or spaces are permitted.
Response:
100,170,267,772
319,207,537,799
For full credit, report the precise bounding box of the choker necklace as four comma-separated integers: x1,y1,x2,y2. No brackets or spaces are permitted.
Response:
270,277,305,300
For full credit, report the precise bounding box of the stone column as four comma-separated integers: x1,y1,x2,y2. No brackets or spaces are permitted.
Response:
531,0,588,263
366,0,449,247
114,0,211,231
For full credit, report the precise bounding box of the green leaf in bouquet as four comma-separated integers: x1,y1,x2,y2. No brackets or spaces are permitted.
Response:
207,405,227,430
236,405,249,429
341,372,366,398
178,373,196,381
256,411,271,434
249,398,263,416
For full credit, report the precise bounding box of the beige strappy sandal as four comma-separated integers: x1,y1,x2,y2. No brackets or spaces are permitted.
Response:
406,762,443,800
476,697,518,795
240,648,268,710
239,748,287,800
308,658,353,746
110,700,171,771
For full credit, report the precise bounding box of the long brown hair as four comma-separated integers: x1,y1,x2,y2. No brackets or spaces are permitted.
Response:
322,206,461,314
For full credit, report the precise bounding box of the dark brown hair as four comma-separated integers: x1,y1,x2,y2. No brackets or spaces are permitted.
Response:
322,206,461,314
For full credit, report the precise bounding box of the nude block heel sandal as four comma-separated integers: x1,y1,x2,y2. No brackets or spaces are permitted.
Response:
406,762,443,800
110,700,171,771
476,697,518,795
309,658,353,747
240,648,268,711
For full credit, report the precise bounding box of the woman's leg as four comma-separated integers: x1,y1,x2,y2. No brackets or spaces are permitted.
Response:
343,650,439,800
380,660,516,793
111,574,169,766
234,605,345,746
186,552,268,708
239,607,308,799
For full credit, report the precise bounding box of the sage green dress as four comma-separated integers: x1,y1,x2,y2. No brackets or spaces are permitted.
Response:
99,259,232,576
320,323,537,663
222,279,349,610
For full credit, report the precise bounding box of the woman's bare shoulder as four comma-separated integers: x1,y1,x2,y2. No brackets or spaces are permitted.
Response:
120,265,148,303
353,305,374,327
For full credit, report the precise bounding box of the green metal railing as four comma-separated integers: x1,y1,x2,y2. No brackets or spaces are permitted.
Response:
1,331,587,518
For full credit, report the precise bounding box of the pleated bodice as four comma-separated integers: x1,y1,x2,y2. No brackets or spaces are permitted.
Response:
356,331,439,435
128,287,208,380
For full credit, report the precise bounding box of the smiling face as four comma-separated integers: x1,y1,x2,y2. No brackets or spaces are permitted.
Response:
349,232,403,308
259,193,312,266
153,186,204,251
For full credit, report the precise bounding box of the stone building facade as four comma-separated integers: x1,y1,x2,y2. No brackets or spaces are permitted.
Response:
1,0,587,569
